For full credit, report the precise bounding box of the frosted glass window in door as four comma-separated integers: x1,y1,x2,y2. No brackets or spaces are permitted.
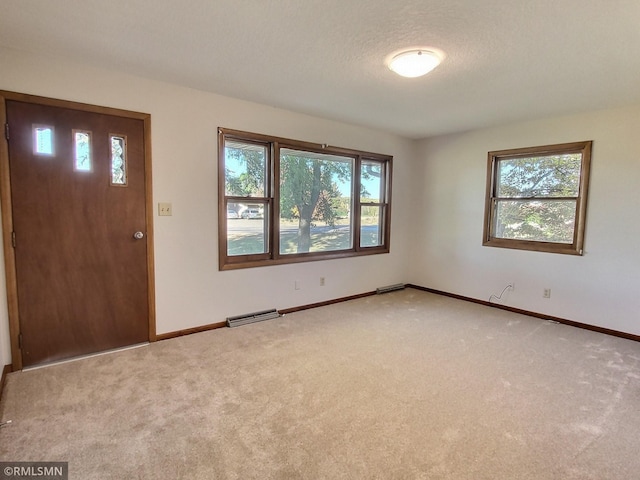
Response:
73,130,92,172
33,125,54,156
110,135,127,186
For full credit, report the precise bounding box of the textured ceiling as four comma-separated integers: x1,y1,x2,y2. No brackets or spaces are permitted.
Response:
1,0,639,139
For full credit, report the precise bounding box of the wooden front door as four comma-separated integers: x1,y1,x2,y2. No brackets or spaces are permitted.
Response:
3,95,154,368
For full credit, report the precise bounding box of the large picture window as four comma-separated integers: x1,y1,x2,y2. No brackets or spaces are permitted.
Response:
483,141,592,255
219,128,392,269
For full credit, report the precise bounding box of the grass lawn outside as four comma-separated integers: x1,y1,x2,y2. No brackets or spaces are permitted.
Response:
227,217,382,256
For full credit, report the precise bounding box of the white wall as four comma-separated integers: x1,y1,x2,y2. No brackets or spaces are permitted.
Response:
0,46,414,365
2,45,638,367
409,106,640,335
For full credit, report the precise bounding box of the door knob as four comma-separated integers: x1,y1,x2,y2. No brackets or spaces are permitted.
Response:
133,231,144,240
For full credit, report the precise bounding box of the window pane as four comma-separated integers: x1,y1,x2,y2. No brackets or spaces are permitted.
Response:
361,160,383,202
33,125,54,156
224,140,266,197
227,201,268,255
279,148,353,254
73,130,92,172
110,135,127,185
494,199,577,243
497,154,582,198
360,205,384,247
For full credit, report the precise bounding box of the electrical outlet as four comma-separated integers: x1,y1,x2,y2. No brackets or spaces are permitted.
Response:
320,277,325,286
294,280,300,290
543,288,551,298
509,282,515,291
158,202,172,216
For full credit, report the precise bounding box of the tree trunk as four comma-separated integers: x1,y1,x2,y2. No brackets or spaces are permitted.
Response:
297,212,312,253
296,163,323,253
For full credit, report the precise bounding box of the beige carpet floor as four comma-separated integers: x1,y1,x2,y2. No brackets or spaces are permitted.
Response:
1,289,639,479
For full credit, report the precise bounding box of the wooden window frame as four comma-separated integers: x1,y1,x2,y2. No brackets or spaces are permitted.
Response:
218,128,392,270
483,141,592,255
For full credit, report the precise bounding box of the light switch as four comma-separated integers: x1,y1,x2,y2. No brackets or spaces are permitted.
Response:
158,202,172,216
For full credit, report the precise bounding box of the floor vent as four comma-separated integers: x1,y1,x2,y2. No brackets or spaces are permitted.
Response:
226,309,280,328
376,283,406,294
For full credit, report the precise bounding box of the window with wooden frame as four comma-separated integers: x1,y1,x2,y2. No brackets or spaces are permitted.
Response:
218,128,392,270
483,141,592,255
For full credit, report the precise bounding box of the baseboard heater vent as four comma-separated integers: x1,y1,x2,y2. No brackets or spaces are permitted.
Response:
376,283,406,294
226,308,281,328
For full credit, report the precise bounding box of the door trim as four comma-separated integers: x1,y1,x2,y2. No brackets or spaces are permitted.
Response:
0,90,157,370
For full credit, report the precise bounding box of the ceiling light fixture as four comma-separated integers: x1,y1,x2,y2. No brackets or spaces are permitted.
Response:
386,48,444,78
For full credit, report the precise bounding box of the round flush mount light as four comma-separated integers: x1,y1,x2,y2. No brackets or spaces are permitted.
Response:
386,48,445,78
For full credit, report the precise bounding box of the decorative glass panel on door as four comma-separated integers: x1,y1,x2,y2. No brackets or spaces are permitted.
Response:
110,134,127,186
72,130,92,172
33,125,54,156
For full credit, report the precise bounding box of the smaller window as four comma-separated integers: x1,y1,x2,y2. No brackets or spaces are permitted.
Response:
224,139,269,257
483,141,592,255
360,159,388,248
33,125,55,156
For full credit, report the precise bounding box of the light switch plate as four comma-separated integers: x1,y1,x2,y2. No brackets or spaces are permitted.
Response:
158,202,172,216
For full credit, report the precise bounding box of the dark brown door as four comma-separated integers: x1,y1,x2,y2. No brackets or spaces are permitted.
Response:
6,100,150,367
